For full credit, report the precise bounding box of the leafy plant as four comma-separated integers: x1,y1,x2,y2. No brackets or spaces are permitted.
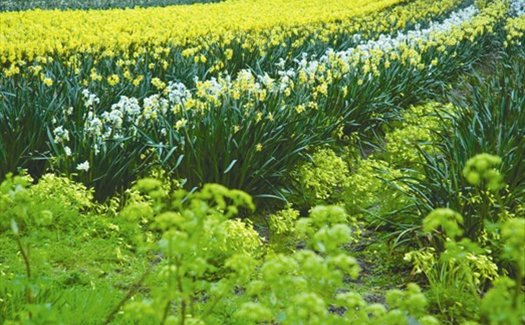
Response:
405,154,524,323
402,55,525,241
290,147,350,208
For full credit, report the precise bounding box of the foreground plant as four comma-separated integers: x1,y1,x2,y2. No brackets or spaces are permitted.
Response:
405,154,525,323
108,180,440,324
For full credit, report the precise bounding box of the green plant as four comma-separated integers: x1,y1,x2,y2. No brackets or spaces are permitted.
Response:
480,218,525,325
343,156,413,232
402,56,525,241
404,154,524,323
382,102,449,169
231,205,438,325
267,206,300,253
0,172,150,324
290,147,350,207
405,208,499,323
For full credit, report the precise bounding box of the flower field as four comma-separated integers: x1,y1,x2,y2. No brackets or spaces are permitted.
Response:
1,0,524,324
0,0,218,11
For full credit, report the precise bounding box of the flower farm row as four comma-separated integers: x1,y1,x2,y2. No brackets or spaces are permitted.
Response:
0,0,508,199
0,0,218,11
1,0,524,324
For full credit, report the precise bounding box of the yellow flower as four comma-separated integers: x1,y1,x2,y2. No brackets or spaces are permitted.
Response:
175,119,187,130
90,69,102,81
132,75,144,86
295,104,305,114
123,69,132,80
255,112,263,122
151,77,166,90
43,77,53,86
0,0,404,67
255,143,263,152
107,74,120,86
225,49,234,60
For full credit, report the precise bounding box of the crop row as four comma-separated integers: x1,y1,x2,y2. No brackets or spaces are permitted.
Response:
2,1,516,202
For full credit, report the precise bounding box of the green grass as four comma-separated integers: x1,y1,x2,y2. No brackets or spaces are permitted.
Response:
0,213,150,324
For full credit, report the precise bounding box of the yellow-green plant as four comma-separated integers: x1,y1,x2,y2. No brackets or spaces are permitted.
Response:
479,218,525,325
114,181,438,324
405,154,524,323
405,207,499,323
291,148,350,207
384,102,450,168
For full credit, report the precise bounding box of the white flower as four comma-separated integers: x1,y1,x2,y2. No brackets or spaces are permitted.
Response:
64,146,72,156
258,73,274,88
511,0,525,16
112,96,141,117
85,114,103,137
76,160,90,172
82,89,100,108
53,126,69,144
142,94,162,120
101,109,124,129
275,58,287,69
166,81,191,105
292,5,480,76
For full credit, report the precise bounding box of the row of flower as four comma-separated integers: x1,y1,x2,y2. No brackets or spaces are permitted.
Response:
0,0,462,85
0,0,470,199
0,0,218,11
39,0,516,200
0,0,402,66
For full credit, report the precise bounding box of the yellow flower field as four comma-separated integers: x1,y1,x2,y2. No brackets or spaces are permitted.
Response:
0,0,401,63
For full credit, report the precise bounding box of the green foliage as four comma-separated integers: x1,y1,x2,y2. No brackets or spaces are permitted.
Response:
405,208,499,323
405,154,524,324
383,102,449,168
480,277,525,325
230,205,436,325
423,208,464,239
116,183,260,324
267,206,300,252
501,218,525,273
1,173,445,324
343,153,414,232
291,148,350,207
402,56,525,241
478,217,525,325
31,174,94,210
463,154,504,192
0,172,151,324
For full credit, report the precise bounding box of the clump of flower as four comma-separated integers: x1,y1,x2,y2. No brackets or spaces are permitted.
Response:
293,148,350,207
462,153,504,191
423,207,464,238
